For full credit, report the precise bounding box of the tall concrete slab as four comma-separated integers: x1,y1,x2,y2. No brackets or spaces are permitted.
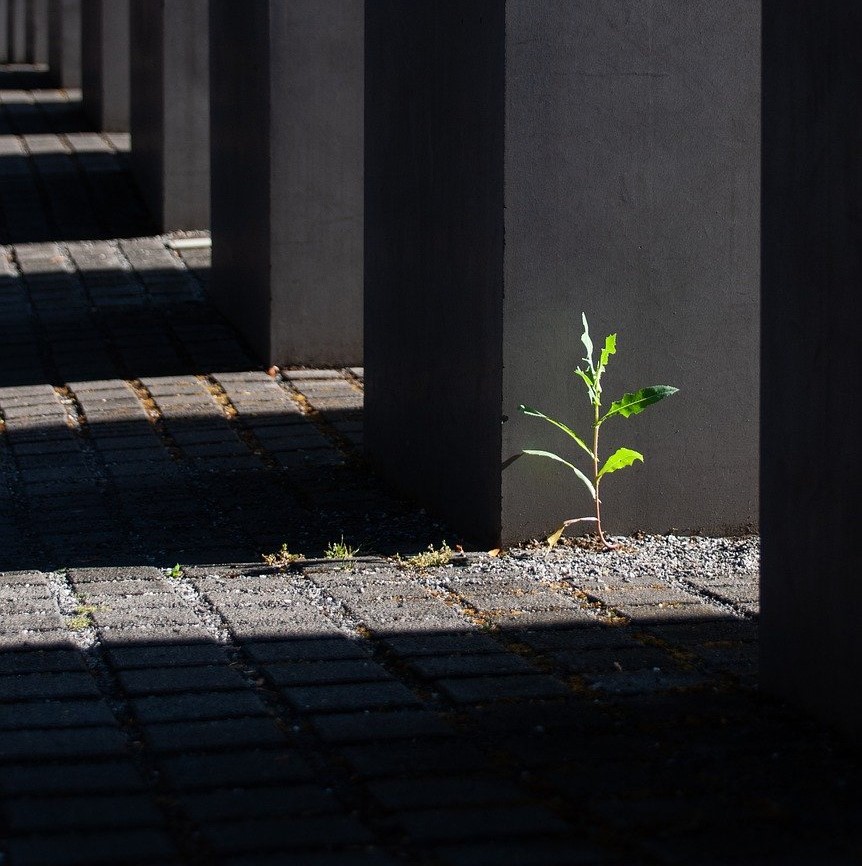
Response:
0,0,8,64
26,0,48,63
48,0,81,88
81,0,129,130
761,2,862,732
10,0,26,62
129,0,209,231
209,0,363,367
365,2,760,545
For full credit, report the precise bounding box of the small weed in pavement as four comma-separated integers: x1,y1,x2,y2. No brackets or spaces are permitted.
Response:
262,544,304,568
166,563,183,579
396,541,453,571
68,603,99,631
324,536,359,560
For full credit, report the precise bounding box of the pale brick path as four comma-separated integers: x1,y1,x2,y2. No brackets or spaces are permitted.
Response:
1,72,860,866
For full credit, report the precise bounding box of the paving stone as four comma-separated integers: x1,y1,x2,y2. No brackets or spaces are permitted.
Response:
407,652,537,679
223,854,398,866
132,690,268,724
0,725,128,761
341,740,487,778
242,637,372,664
0,698,117,729
107,642,227,668
368,776,526,812
202,814,373,855
5,791,164,832
584,668,711,695
180,783,343,822
0,670,100,700
282,681,422,714
5,828,180,866
264,659,393,687
311,708,452,743
159,748,314,790
434,839,611,866
0,647,85,674
395,804,572,844
437,674,570,704
143,717,286,753
117,664,248,696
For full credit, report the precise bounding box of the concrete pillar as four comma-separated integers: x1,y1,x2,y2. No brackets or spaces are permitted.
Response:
48,0,81,88
761,2,862,732
81,0,129,130
209,0,363,367
10,0,26,62
365,2,760,545
129,0,209,231
0,0,9,64
26,0,48,63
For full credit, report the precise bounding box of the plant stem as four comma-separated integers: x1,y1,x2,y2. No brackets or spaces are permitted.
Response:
593,403,618,551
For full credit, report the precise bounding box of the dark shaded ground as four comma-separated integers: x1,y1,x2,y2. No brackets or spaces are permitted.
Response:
1,69,860,866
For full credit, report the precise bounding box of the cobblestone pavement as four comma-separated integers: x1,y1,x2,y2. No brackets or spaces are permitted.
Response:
1,74,860,866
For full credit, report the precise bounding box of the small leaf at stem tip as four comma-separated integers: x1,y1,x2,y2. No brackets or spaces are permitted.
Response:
522,449,596,498
598,447,644,480
580,313,595,372
599,333,617,372
604,385,678,420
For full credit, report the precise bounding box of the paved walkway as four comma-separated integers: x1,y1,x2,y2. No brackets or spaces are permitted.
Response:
0,71,860,866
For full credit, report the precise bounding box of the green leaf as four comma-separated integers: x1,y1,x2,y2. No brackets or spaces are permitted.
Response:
602,385,678,421
598,333,617,375
518,404,594,459
597,447,643,480
523,449,596,499
580,313,594,372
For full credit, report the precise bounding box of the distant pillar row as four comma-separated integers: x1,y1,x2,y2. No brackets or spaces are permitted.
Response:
129,0,209,232
25,0,47,64
48,0,81,88
208,0,363,366
81,0,129,130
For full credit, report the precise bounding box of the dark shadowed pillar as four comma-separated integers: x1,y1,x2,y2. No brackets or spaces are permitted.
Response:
365,1,760,546
81,0,129,130
761,2,862,732
209,0,363,366
130,0,209,232
10,0,26,62
26,0,48,64
0,0,8,64
48,0,82,88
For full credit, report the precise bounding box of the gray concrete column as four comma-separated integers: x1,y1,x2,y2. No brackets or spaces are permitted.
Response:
761,2,862,732
209,0,363,367
81,0,129,130
26,0,48,63
0,0,9,64
48,0,81,88
10,0,26,62
365,2,760,545
129,0,209,232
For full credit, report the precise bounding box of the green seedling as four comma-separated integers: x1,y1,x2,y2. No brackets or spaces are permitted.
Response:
262,544,304,568
166,563,183,579
396,541,454,571
519,313,677,550
324,536,360,560
67,603,99,632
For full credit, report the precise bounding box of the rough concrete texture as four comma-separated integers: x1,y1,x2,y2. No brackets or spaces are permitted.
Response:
130,0,209,231
761,2,862,732
26,0,48,64
9,0,25,62
80,0,129,131
209,0,363,367
365,2,760,546
48,0,81,88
